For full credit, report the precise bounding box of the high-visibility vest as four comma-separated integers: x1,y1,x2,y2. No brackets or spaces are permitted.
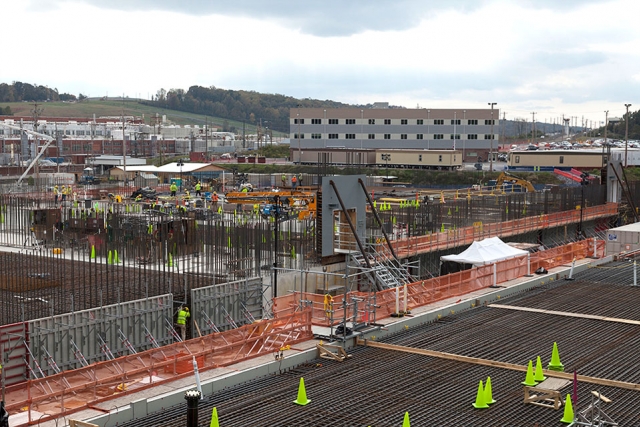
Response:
177,309,189,325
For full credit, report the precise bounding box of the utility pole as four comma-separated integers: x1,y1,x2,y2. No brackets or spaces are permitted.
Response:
488,102,497,172
531,112,536,146
625,103,632,167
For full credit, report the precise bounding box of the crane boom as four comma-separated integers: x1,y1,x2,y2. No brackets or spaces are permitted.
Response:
0,122,56,185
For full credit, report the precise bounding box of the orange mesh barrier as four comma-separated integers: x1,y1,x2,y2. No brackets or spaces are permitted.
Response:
392,203,617,257
273,239,605,326
5,310,313,424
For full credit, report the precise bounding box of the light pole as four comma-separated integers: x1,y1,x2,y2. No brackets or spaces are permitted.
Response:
488,103,497,172
177,158,184,192
625,103,632,167
381,153,390,180
297,104,301,165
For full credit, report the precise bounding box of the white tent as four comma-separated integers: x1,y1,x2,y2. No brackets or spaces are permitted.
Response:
440,237,528,266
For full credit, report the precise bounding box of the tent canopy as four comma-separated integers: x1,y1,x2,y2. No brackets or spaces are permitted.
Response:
440,237,528,266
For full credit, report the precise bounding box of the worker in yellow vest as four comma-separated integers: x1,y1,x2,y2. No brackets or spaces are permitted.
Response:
176,306,190,341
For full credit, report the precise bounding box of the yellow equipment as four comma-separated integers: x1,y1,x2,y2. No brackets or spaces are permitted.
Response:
495,172,535,192
224,190,317,220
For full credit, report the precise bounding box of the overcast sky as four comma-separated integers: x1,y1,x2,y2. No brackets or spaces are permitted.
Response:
4,0,639,125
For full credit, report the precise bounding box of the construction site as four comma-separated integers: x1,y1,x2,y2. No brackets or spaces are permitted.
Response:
1,150,640,426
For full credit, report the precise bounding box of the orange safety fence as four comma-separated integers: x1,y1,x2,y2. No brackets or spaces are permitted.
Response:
392,203,617,257
5,310,312,425
273,239,605,326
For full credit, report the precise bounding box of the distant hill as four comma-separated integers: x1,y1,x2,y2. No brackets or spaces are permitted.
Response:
2,81,638,139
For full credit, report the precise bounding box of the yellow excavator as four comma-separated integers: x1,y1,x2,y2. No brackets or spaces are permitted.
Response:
494,172,535,192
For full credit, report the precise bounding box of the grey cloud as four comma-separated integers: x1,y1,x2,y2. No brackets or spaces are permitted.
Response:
35,0,609,36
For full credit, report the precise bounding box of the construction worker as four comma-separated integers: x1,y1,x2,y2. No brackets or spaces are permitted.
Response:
298,174,303,187
170,181,178,197
211,191,219,208
53,185,59,203
61,185,67,201
291,174,297,189
195,181,202,197
184,189,191,200
281,173,286,187
176,306,190,341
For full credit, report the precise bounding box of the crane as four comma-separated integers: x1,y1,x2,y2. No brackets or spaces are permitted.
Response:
0,122,57,186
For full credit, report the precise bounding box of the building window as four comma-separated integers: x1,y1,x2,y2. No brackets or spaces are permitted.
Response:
434,119,444,125
368,134,375,139
450,134,460,139
311,119,321,124
468,134,478,139
417,134,423,140
294,133,305,139
434,134,444,139
401,119,408,125
384,119,391,125
294,118,305,124
418,155,423,162
515,156,520,164
438,155,443,162
559,156,564,164
451,119,461,125
484,134,494,139
401,134,407,139
417,119,424,125
368,119,375,125
384,134,391,139
329,119,338,124
311,133,321,139
468,119,478,125
346,119,356,125
329,133,338,139
484,119,495,125
345,134,356,139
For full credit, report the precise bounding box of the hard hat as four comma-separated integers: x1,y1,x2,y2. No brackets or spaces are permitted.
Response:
184,307,189,311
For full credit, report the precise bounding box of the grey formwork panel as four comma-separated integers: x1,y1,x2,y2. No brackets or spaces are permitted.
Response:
191,277,263,334
27,294,173,374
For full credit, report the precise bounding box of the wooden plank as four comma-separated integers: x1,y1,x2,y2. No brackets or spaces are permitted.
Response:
70,421,100,427
536,377,571,391
357,339,640,391
488,304,640,326
591,391,612,403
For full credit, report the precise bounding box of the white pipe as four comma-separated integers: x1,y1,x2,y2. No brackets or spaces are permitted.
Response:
403,284,408,313
395,287,399,315
527,253,531,276
593,237,597,258
634,261,637,287
493,263,497,287
569,257,576,279
192,357,203,399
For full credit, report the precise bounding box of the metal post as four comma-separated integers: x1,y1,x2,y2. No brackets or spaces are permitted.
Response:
488,102,497,172
624,103,632,167
634,261,637,287
273,195,279,298
185,389,201,427
493,263,497,287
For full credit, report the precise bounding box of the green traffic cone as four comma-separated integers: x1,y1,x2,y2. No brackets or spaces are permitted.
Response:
114,250,120,264
107,250,112,265
90,245,96,259
548,342,564,371
293,377,310,406
472,380,489,409
402,411,411,427
167,253,173,267
209,407,219,427
522,360,538,386
484,376,496,404
534,356,547,382
560,394,574,423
